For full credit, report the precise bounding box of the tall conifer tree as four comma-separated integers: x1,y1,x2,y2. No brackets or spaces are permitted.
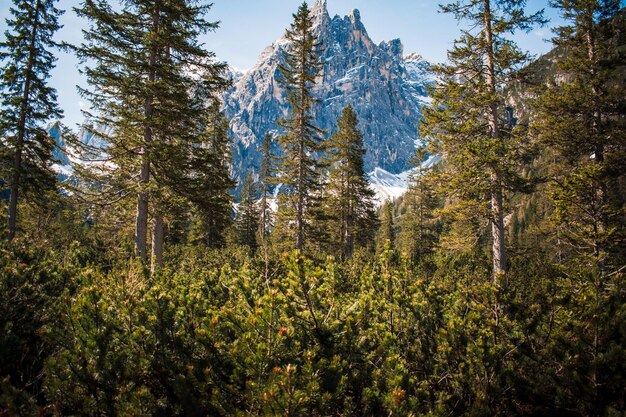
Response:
74,0,228,262
0,0,63,241
377,200,396,254
258,132,275,247
324,105,378,258
184,103,234,249
421,0,545,280
534,0,625,270
398,149,440,262
234,171,260,251
276,1,325,251
531,3,626,408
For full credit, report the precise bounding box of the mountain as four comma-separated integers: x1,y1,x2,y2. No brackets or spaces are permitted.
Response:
223,0,434,188
47,122,73,181
367,154,441,205
47,0,435,203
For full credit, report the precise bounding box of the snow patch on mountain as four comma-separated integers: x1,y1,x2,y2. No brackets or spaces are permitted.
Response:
368,154,442,205
368,167,408,205
47,121,115,185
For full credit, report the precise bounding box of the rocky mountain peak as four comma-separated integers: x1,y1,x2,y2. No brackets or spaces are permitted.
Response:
380,38,403,58
404,52,424,62
311,0,327,12
223,5,435,191
348,8,361,24
311,0,330,31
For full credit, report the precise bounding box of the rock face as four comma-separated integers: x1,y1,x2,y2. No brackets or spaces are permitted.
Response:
48,122,70,167
223,0,434,186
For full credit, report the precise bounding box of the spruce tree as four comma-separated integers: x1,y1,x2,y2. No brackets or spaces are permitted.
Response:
170,101,234,250
74,0,228,262
234,171,260,251
258,132,275,248
324,105,378,259
0,0,63,241
421,0,545,281
531,3,626,410
398,148,440,262
150,95,233,265
533,0,625,271
275,1,325,251
377,200,395,254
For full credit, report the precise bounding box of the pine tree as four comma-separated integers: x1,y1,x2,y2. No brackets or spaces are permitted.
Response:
258,132,275,248
531,3,626,411
176,101,234,250
150,94,233,266
324,105,378,259
421,0,545,281
398,148,440,262
74,0,228,262
0,0,63,241
377,200,395,254
234,171,260,251
275,1,325,251
533,0,625,271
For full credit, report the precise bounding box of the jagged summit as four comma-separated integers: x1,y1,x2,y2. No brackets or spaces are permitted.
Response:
223,4,435,188
311,0,329,19
312,0,327,10
348,8,360,23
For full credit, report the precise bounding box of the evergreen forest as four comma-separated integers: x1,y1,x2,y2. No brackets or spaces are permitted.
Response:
0,0,625,415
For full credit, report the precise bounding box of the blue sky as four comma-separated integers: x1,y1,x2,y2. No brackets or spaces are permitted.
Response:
0,0,602,129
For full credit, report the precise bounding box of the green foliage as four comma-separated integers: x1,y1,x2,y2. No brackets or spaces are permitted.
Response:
397,150,442,263
324,105,378,259
45,260,240,416
2,2,625,416
0,232,621,416
275,1,326,252
0,240,76,415
234,171,260,251
0,0,64,240
422,0,546,277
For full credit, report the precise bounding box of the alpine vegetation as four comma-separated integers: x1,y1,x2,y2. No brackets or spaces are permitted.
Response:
0,1,624,416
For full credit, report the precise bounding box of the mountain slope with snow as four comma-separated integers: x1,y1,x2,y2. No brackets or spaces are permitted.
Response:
367,155,441,204
223,0,435,187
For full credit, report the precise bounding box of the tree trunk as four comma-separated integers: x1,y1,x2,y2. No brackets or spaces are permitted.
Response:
151,215,164,275
260,186,267,246
491,185,506,277
8,138,24,242
136,158,150,261
483,0,507,279
294,29,309,252
135,7,159,261
586,24,602,164
345,176,354,259
8,1,40,242
261,186,270,281
260,133,271,248
585,22,606,276
585,17,603,403
296,137,304,250
295,107,305,250
345,208,354,258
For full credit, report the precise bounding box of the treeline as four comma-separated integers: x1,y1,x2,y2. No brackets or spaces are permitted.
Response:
1,0,625,416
